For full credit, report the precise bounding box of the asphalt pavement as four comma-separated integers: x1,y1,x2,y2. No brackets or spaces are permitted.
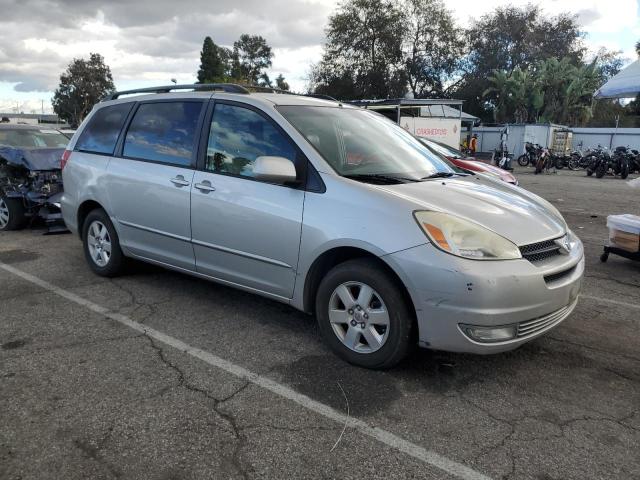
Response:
1,166,639,480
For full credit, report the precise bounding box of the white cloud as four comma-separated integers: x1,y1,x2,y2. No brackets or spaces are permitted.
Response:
0,0,637,111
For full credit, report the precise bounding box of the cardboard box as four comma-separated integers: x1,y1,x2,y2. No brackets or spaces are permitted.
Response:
607,215,640,252
609,229,640,252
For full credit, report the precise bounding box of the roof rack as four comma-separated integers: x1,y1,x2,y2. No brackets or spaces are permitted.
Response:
102,82,340,103
103,83,250,101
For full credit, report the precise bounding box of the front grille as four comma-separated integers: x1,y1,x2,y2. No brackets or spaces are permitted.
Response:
516,300,577,338
519,238,562,263
544,266,576,284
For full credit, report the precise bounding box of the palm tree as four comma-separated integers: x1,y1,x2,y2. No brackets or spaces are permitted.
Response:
483,70,513,122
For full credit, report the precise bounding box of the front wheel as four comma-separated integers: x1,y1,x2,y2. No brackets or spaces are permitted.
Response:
620,159,629,179
82,209,127,277
595,164,606,178
315,259,414,369
517,155,529,167
0,196,28,231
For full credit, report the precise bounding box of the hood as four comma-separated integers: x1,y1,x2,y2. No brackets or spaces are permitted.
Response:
467,161,517,184
0,146,64,171
376,175,565,246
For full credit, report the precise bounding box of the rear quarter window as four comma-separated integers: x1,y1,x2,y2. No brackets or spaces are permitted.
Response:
75,103,133,155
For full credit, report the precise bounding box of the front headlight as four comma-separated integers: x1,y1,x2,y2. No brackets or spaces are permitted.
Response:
413,211,521,260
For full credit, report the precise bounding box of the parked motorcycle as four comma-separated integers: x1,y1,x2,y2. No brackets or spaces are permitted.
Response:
534,146,552,174
585,145,610,177
567,149,588,170
517,142,540,167
611,146,631,179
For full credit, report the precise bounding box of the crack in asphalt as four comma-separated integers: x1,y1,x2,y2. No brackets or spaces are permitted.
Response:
461,392,640,479
585,273,640,290
0,333,145,360
145,335,252,480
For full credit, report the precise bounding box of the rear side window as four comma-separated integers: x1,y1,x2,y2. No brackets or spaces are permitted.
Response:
75,103,132,155
123,102,203,166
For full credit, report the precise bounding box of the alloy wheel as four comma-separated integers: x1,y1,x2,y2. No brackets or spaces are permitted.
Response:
328,281,390,353
87,220,112,267
0,198,9,229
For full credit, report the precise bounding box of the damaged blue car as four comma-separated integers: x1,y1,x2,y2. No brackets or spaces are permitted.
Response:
0,124,69,232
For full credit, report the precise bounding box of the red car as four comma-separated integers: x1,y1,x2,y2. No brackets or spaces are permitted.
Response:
418,137,518,186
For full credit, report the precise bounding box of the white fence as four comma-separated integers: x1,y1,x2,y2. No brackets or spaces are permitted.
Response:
463,125,640,155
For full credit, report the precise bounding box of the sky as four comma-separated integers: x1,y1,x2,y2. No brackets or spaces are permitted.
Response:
0,0,639,114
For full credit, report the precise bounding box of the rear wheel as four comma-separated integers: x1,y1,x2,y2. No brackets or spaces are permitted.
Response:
568,155,580,170
82,209,126,277
595,164,606,178
315,259,414,369
0,197,28,231
517,155,529,167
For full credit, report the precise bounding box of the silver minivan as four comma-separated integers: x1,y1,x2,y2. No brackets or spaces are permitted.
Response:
61,85,584,368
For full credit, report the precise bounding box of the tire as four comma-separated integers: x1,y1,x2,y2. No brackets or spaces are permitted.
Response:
586,169,593,176
315,258,414,369
534,158,544,174
620,159,629,179
0,196,28,231
517,155,529,167
595,164,606,178
82,209,127,277
568,155,580,170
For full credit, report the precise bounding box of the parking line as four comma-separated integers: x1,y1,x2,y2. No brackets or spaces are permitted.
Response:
580,294,640,311
0,261,492,480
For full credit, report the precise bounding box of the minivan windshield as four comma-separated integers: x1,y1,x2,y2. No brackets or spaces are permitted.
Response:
278,106,461,182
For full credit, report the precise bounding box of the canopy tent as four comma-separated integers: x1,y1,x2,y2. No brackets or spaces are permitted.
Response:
594,59,640,99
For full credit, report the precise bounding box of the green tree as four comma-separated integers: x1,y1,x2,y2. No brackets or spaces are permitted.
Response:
232,34,273,84
403,0,463,98
311,0,407,99
52,53,115,127
197,36,231,83
454,5,584,121
275,74,290,91
483,70,513,122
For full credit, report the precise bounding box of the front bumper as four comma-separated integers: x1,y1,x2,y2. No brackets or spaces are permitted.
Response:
384,238,584,354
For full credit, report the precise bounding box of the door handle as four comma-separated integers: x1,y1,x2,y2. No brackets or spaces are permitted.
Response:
170,176,190,187
194,181,216,193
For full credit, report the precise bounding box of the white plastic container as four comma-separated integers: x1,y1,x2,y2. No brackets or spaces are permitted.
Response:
606,214,640,252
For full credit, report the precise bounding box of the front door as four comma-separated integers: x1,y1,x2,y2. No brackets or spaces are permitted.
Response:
190,101,305,298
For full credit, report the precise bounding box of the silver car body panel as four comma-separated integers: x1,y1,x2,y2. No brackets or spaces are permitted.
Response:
62,91,584,355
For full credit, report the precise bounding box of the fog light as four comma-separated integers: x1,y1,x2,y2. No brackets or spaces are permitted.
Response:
459,324,517,343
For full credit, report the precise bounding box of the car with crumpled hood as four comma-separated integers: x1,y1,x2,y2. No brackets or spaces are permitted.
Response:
0,124,68,231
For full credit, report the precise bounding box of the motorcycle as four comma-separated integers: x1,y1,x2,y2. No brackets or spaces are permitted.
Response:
611,146,631,179
493,147,513,170
517,142,540,167
534,147,553,174
567,149,588,170
628,149,640,174
585,145,610,177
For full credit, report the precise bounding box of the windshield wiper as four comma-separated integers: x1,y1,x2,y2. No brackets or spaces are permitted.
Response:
421,172,468,179
343,174,421,184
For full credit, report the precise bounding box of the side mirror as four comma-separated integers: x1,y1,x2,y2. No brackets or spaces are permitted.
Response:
253,156,298,184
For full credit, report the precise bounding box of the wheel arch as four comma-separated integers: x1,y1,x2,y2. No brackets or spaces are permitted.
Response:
76,199,106,238
301,246,416,324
